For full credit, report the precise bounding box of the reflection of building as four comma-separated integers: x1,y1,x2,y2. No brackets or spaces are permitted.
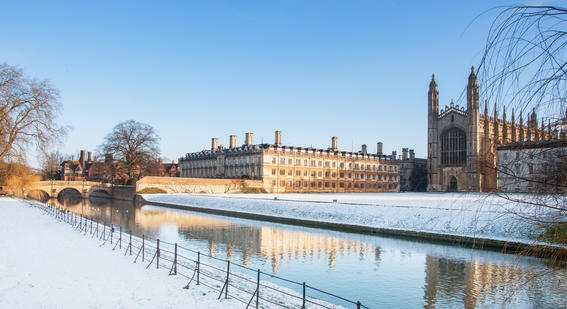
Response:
427,68,552,192
137,207,376,272
180,131,400,193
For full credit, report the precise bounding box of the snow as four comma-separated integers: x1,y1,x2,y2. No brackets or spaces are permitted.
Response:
0,197,241,309
142,192,557,244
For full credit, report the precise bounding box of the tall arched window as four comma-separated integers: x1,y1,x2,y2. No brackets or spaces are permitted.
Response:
440,128,466,165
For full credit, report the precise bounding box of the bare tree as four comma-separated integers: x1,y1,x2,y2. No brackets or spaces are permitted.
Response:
0,63,66,163
99,120,160,185
40,151,67,180
478,6,567,252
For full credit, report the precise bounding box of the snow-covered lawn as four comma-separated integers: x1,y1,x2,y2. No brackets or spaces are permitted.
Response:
143,192,553,244
0,197,240,309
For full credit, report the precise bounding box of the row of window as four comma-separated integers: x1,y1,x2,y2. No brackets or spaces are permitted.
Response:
270,169,397,181
268,157,397,172
271,180,397,189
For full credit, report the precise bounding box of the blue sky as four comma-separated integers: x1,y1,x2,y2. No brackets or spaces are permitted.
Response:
1,0,553,165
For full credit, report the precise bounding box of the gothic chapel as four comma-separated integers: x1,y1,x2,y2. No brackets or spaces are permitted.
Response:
427,67,551,192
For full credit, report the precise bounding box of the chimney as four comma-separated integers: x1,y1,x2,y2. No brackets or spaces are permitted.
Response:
391,150,397,160
331,136,338,151
245,132,253,146
105,153,113,163
79,150,85,167
211,138,219,151
409,149,415,160
159,158,163,165
88,152,92,162
402,148,408,160
377,142,383,155
275,130,282,146
229,135,237,149
361,144,367,155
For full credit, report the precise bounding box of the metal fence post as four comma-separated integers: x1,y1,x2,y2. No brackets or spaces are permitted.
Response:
142,234,145,262
156,239,160,269
197,252,200,285
174,243,178,275
302,282,306,309
225,261,230,299
357,301,361,309
256,269,260,309
119,226,122,249
129,231,132,255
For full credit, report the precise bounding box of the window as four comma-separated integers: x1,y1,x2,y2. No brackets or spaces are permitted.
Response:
288,159,292,165
304,160,308,166
332,183,336,188
325,161,330,167
311,171,316,177
280,169,285,175
303,171,307,176
332,173,336,178
325,172,330,177
340,172,344,178
340,163,344,168
340,183,344,188
272,169,276,175
440,128,467,165
318,161,322,167
296,170,300,176
332,162,336,168
311,182,315,187
318,182,322,187
280,181,285,186
280,158,285,164
288,170,292,176
303,181,307,187
318,171,322,177
295,181,301,187
272,180,276,186
325,182,329,187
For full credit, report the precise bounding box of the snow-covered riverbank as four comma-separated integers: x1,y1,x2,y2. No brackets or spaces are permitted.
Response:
0,197,240,309
142,192,550,245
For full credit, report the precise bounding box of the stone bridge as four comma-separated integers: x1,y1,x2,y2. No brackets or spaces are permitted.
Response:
24,181,113,199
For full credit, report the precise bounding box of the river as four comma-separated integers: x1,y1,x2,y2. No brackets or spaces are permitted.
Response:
49,194,566,308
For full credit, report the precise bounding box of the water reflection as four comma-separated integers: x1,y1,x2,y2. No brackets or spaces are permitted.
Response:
48,197,567,308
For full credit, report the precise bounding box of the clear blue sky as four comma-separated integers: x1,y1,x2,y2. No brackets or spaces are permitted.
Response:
1,0,556,166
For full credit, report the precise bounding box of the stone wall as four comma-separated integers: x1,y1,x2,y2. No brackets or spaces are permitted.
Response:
136,176,265,194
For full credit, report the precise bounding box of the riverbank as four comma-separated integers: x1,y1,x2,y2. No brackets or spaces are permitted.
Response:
0,197,240,309
140,193,565,254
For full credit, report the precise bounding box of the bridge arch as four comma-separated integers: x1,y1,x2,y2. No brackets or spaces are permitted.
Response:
57,188,83,206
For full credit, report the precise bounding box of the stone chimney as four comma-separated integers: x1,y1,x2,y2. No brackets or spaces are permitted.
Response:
229,135,237,149
211,138,219,151
409,149,415,160
391,150,397,160
245,132,253,146
79,150,85,167
377,142,383,155
275,130,282,146
88,151,92,162
159,158,163,165
331,136,338,151
105,153,113,164
402,148,408,160
361,144,367,155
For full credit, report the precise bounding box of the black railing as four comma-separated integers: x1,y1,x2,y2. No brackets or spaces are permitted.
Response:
30,201,370,309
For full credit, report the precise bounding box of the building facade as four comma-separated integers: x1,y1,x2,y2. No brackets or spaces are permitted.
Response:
180,131,400,193
399,148,427,192
497,140,567,193
427,67,552,192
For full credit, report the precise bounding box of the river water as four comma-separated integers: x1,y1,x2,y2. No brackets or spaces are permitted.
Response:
50,195,566,308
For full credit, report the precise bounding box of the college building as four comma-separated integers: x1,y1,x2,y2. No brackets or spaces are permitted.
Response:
179,131,401,193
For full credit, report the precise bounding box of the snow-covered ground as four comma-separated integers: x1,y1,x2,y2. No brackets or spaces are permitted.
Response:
0,198,241,309
142,192,554,244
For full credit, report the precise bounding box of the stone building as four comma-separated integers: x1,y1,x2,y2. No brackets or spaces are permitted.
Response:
180,131,400,193
427,67,552,192
399,148,427,192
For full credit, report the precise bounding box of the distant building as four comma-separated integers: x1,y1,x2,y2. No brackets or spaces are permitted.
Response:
180,131,401,193
61,150,179,182
427,67,552,192
399,148,427,192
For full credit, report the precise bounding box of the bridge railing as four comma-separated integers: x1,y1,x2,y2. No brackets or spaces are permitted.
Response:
29,201,370,309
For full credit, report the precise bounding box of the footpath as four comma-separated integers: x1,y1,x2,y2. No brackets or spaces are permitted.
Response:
0,198,239,309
